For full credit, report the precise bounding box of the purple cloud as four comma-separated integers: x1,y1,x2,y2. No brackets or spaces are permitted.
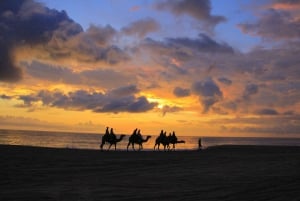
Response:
192,77,223,113
155,0,226,30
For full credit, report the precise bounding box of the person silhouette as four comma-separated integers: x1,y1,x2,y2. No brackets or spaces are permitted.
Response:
172,131,177,142
159,130,164,137
105,127,109,135
132,128,138,136
137,129,142,138
198,138,202,150
110,128,116,141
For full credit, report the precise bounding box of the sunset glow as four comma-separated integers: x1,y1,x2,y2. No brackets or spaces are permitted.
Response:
0,0,299,137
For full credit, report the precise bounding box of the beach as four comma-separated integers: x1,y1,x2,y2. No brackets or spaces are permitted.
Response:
1,145,300,201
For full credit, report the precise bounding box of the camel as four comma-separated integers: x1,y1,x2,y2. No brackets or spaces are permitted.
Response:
100,128,126,151
127,129,151,151
168,134,185,150
154,131,185,151
154,130,169,151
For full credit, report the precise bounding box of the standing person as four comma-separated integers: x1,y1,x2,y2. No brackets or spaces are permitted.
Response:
198,138,202,150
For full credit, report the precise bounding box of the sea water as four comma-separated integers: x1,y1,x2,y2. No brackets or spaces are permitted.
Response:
0,129,299,151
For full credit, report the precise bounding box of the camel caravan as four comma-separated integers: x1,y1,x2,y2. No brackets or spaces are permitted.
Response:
100,127,185,151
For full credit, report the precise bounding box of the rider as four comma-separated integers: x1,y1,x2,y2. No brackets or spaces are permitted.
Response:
172,131,177,142
137,129,142,138
110,128,116,141
105,127,109,135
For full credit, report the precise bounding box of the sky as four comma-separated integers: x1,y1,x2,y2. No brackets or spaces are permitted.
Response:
0,0,299,137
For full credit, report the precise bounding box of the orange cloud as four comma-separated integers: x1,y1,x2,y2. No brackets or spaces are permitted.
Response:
130,5,140,12
272,3,300,11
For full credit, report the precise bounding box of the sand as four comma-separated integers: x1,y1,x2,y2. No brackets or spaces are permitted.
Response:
1,145,300,201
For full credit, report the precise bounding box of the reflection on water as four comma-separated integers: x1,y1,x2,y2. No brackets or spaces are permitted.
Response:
0,129,300,150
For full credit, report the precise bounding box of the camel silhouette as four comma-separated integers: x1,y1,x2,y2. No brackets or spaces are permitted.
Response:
154,131,185,151
168,131,185,150
154,130,169,151
127,129,151,151
100,127,126,151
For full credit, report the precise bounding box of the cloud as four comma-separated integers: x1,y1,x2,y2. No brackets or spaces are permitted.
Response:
161,105,182,116
0,94,12,100
166,34,234,54
25,60,136,89
98,96,157,113
242,83,259,100
238,7,300,40
141,33,234,70
0,0,131,83
173,87,191,97
0,0,82,82
130,6,141,12
155,0,226,30
192,77,223,113
270,0,300,12
46,24,129,64
255,108,279,115
109,85,140,96
122,18,160,38
211,114,300,136
15,86,157,113
218,77,232,86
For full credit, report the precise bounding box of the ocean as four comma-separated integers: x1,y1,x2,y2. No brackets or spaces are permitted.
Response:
0,129,299,151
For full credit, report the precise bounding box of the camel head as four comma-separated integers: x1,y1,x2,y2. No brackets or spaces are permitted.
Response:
116,134,126,142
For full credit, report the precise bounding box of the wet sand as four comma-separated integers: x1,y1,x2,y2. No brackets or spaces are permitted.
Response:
1,145,300,201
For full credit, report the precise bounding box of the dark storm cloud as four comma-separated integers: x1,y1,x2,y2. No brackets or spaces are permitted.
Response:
0,0,130,83
192,78,223,113
121,18,160,38
173,87,191,97
155,0,226,29
16,87,157,113
238,8,300,40
0,0,82,82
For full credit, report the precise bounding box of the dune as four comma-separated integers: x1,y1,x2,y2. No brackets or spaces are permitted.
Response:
0,145,299,201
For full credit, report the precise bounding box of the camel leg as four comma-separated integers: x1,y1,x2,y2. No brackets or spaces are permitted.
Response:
114,143,117,151
127,142,131,151
108,143,113,151
100,142,105,151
